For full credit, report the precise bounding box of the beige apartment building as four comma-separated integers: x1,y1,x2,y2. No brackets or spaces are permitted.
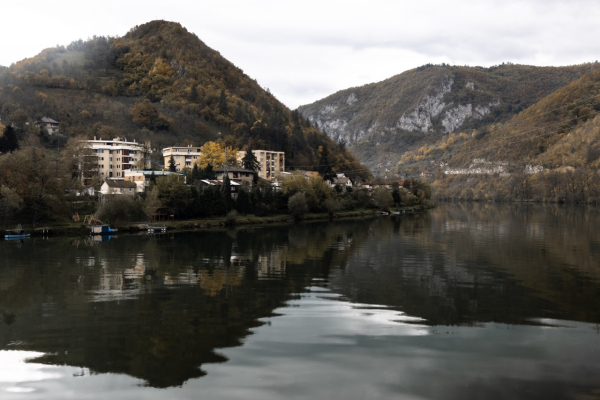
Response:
162,145,201,171
238,150,285,180
84,137,149,179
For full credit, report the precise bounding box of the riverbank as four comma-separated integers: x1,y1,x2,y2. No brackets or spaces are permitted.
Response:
1,205,433,238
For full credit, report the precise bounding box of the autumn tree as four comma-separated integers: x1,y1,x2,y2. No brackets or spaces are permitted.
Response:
130,99,173,130
195,141,238,170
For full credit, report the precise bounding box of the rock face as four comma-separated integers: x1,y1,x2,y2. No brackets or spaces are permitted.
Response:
301,70,499,147
298,64,590,171
396,75,454,133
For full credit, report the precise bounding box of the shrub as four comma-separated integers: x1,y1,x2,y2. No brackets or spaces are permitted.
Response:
288,192,308,221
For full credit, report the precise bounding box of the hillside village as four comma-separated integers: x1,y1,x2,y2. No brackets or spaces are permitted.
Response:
0,116,432,229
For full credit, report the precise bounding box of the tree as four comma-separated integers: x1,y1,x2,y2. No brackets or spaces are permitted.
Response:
0,147,65,226
373,187,393,211
0,186,23,227
222,175,234,212
218,89,228,115
241,147,260,172
97,195,138,226
235,188,251,214
130,99,173,130
155,175,191,217
168,155,177,172
143,187,162,221
318,144,331,174
323,198,341,219
196,141,238,170
0,126,19,153
288,192,308,221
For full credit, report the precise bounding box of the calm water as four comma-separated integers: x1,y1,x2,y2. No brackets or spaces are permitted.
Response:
1,203,599,399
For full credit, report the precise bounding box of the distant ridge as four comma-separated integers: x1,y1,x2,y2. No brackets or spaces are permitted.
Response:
298,63,593,173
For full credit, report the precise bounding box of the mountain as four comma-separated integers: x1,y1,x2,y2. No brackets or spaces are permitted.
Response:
422,67,600,202
0,20,368,180
298,63,593,173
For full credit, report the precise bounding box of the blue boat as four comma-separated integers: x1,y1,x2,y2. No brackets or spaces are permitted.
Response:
4,225,30,240
90,225,117,235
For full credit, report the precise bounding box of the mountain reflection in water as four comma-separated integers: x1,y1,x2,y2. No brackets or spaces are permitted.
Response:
0,204,599,398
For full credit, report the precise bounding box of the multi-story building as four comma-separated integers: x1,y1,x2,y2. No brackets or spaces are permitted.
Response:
238,150,285,180
83,137,150,179
162,145,201,171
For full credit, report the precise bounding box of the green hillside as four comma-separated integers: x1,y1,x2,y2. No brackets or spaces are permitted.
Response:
0,20,368,179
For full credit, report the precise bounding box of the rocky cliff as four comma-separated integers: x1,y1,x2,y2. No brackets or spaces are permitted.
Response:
299,64,591,173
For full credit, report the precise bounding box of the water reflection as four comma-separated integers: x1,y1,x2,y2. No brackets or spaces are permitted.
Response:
1,207,600,396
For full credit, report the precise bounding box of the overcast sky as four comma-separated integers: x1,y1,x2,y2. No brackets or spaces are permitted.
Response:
2,0,599,109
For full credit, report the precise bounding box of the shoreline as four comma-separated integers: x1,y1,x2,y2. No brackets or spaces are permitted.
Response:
1,205,433,239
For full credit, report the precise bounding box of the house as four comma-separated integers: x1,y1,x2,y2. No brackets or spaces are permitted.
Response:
333,176,353,189
123,170,185,193
198,179,241,198
100,179,137,196
38,117,59,135
162,145,201,171
303,171,320,179
214,166,255,188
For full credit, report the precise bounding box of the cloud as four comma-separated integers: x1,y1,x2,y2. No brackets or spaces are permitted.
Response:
2,0,600,108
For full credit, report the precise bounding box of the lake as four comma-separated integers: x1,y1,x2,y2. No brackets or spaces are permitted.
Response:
1,203,599,399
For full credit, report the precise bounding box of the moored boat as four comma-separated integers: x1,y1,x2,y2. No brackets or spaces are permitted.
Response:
90,225,117,235
4,225,30,240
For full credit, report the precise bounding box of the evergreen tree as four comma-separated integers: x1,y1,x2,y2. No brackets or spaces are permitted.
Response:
0,126,19,153
200,164,215,179
190,85,198,102
191,164,200,184
318,144,332,174
221,174,233,211
218,89,228,115
235,188,251,214
168,155,177,172
241,146,260,172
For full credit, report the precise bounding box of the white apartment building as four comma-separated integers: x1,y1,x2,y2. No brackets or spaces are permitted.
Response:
84,137,150,179
162,145,201,171
238,150,285,180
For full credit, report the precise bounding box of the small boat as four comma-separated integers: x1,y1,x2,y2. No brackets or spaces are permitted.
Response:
4,225,30,240
147,225,167,233
90,225,117,235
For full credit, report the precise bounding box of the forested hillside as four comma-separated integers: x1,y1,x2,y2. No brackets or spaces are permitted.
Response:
299,63,593,173
398,67,600,203
0,20,367,179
